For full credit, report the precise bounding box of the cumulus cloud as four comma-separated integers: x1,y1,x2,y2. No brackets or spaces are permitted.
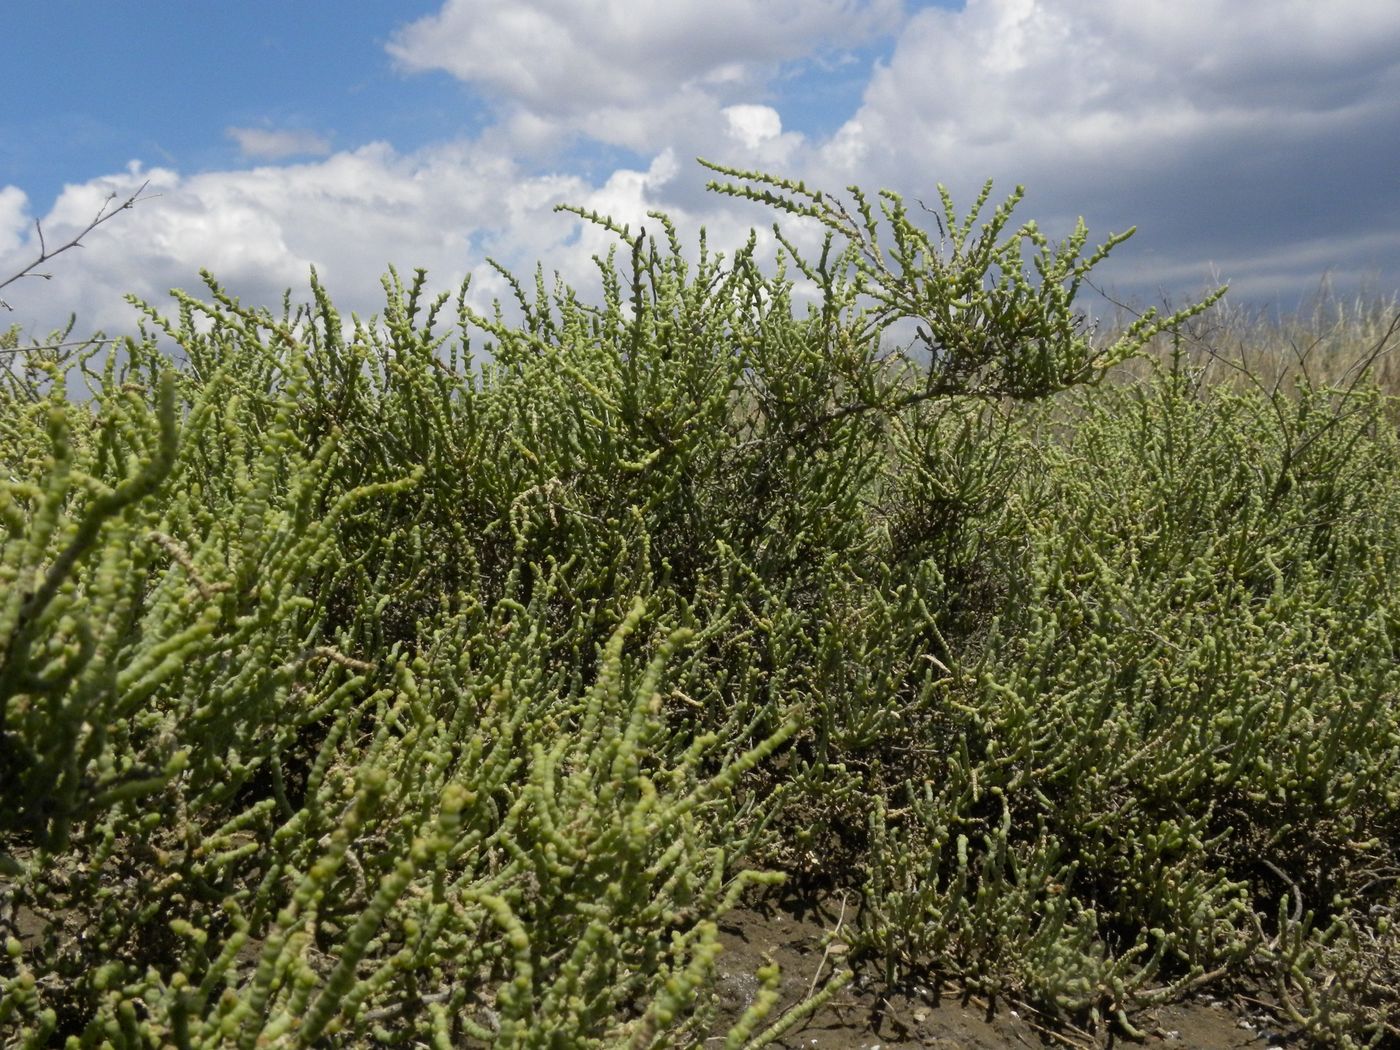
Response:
387,0,899,153
807,0,1400,302
388,0,899,111
3,0,1398,341
829,0,1400,174
0,141,713,341
226,127,333,160
723,104,782,149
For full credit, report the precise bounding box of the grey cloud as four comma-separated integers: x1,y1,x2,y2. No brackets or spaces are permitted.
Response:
226,127,334,161
803,0,1400,306
6,0,1398,342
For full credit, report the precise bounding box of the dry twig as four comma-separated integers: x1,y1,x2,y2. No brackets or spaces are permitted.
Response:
0,180,155,313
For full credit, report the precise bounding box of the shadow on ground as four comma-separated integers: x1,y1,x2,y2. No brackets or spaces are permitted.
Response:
709,893,1299,1049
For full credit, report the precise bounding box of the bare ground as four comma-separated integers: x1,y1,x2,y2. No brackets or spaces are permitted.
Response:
3,867,1301,1047
709,893,1301,1050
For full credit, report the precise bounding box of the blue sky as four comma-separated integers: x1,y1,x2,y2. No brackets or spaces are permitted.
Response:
3,0,1398,340
5,0,924,200
5,2,478,211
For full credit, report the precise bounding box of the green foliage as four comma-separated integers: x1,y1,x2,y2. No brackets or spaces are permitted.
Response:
1,167,1396,1047
861,359,1400,1042
701,159,1225,399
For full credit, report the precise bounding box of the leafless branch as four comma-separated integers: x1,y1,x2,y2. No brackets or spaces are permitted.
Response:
0,336,126,357
0,181,157,311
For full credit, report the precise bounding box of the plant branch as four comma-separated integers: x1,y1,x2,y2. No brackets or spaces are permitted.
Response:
0,181,155,311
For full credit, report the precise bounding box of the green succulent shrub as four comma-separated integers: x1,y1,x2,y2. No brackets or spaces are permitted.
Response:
2,162,1396,1048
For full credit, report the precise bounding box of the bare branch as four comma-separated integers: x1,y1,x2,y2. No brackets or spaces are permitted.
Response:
0,336,126,357
0,180,157,311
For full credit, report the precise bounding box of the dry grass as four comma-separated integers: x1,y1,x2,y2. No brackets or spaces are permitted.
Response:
1099,287,1400,396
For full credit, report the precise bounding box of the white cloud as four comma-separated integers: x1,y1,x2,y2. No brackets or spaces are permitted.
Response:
821,0,1400,189
389,0,899,111
0,143,592,338
3,0,1398,341
569,148,681,240
500,86,727,155
387,0,900,153
0,186,29,262
227,127,333,160
0,136,809,347
804,0,1400,302
724,105,783,150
